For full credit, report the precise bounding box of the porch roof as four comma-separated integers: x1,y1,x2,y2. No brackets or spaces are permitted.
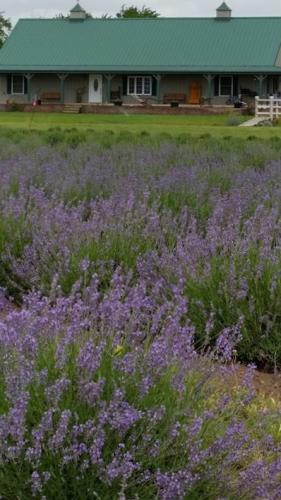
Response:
0,17,281,74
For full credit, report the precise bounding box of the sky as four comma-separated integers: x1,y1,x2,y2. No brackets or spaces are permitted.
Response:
2,0,281,25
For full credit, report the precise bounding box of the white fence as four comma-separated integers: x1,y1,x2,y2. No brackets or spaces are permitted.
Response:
255,96,281,120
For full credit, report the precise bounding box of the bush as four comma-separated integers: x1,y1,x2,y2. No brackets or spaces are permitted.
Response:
6,101,23,112
1,139,281,369
65,132,87,148
225,115,240,126
0,283,280,499
45,130,65,145
242,105,255,116
2,138,281,497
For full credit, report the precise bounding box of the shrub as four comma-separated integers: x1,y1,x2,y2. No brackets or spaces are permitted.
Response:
45,130,65,146
242,105,255,116
0,282,280,499
225,115,241,126
174,133,190,144
2,137,281,497
65,132,87,148
1,139,281,369
6,101,23,112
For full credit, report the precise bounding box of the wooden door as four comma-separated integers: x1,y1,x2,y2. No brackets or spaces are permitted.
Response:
188,81,202,104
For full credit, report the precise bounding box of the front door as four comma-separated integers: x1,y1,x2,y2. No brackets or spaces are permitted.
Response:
188,81,202,105
89,74,103,103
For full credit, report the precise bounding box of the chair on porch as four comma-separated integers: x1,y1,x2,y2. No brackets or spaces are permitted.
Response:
110,90,121,102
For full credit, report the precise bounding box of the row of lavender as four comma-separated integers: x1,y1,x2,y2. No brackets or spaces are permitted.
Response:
1,137,281,498
2,140,281,367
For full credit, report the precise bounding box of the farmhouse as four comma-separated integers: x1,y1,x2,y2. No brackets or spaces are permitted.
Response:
0,2,281,107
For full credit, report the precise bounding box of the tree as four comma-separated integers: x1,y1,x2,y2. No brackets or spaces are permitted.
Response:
116,4,160,18
0,12,11,48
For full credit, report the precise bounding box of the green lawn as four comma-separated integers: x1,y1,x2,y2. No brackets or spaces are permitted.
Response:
0,111,280,138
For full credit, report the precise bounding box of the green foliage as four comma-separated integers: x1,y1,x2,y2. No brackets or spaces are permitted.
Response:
225,115,241,126
0,12,11,48
45,128,65,146
0,338,264,499
65,131,86,148
116,4,160,17
59,232,156,294
0,215,31,299
6,101,23,112
184,252,281,370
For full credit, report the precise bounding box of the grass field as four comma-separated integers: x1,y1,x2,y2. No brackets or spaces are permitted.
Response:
0,111,281,138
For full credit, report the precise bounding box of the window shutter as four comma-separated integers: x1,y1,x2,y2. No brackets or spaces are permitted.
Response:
24,76,28,95
214,76,219,96
122,76,127,96
7,74,11,94
233,76,238,97
152,77,157,96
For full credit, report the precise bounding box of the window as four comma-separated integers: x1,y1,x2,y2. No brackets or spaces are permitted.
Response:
11,75,25,94
219,76,233,96
127,76,152,95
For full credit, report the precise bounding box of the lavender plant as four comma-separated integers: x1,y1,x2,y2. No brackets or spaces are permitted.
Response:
0,279,280,499
1,138,281,367
1,134,281,497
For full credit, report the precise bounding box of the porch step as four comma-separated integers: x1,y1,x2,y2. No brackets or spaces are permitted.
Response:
63,104,82,114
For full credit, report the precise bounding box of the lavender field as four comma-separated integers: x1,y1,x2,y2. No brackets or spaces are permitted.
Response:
1,130,281,499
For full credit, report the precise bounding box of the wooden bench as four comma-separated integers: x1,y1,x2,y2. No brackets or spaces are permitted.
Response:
40,92,61,102
163,93,186,104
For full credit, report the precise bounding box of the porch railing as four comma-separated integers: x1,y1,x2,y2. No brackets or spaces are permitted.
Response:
255,96,281,120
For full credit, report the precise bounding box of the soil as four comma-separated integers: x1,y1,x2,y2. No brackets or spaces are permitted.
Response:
233,364,281,401
0,295,17,320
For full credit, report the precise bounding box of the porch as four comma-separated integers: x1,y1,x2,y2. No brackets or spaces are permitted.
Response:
0,73,280,107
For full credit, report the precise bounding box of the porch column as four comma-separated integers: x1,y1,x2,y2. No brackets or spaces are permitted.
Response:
104,74,114,103
268,77,274,95
153,74,161,103
255,74,267,97
203,74,214,104
24,73,34,103
57,73,68,104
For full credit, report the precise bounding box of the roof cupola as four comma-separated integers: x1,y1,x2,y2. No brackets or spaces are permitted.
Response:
69,3,87,20
216,2,232,19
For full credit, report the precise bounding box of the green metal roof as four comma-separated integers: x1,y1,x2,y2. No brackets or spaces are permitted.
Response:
0,17,281,73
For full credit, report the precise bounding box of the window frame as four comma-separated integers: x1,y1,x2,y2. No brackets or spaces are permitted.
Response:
11,74,25,95
127,76,152,96
219,76,233,97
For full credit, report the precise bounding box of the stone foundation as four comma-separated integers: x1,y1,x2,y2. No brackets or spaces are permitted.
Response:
0,103,242,115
